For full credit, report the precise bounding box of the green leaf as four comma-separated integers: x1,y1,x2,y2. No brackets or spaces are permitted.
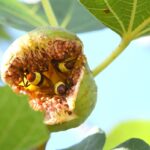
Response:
50,0,104,33
0,86,49,150
0,25,11,40
103,121,150,150
62,129,106,150
113,138,150,150
0,0,104,33
80,0,150,39
0,0,48,31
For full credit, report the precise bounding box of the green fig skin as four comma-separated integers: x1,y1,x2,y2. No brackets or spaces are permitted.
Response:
48,64,97,132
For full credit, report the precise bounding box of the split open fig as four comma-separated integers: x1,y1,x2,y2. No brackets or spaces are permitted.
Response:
1,27,97,132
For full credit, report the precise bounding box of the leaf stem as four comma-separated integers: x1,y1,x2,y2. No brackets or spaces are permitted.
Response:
131,17,150,38
92,36,131,77
41,0,58,26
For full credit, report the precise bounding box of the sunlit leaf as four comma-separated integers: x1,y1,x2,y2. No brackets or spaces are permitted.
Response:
103,121,150,150
0,86,49,150
62,129,105,150
80,0,150,38
113,138,150,150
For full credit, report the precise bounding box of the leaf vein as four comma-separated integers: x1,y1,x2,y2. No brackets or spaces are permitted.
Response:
132,17,150,37
104,0,126,34
0,6,40,27
128,0,137,32
135,27,150,38
0,2,47,26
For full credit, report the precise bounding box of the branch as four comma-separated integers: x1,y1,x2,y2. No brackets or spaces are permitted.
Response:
41,0,58,26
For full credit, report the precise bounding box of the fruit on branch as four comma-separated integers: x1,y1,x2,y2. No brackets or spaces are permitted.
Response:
1,27,97,131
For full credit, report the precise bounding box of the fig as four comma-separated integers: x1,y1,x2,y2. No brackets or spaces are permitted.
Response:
1,27,97,132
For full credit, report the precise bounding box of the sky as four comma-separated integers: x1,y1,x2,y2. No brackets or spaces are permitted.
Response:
0,27,150,149
47,29,150,149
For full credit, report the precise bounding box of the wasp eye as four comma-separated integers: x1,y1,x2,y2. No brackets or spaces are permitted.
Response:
54,81,66,95
26,72,42,85
58,62,70,73
58,60,75,73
